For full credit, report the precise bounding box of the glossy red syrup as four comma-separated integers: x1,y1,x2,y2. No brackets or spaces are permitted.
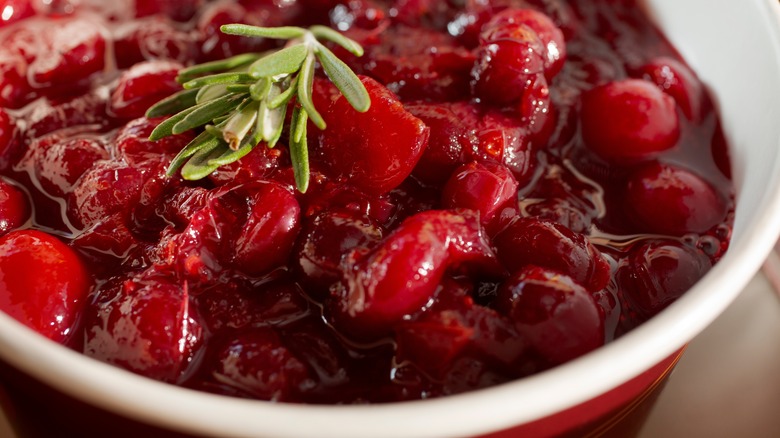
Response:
0,0,734,403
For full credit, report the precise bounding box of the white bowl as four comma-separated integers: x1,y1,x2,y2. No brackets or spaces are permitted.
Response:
2,0,780,436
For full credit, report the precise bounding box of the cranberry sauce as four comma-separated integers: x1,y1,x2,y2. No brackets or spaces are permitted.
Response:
0,0,733,403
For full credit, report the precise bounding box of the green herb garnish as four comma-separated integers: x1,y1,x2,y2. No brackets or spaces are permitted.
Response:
146,24,371,193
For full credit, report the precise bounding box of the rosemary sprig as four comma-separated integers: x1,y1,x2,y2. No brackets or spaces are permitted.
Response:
146,24,371,193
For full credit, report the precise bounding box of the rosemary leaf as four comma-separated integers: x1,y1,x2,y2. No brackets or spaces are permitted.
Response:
166,132,220,176
258,97,287,147
310,25,364,57
183,72,255,90
196,83,230,104
208,134,259,166
146,89,199,118
250,77,272,101
176,53,263,83
289,106,310,192
220,24,307,40
223,101,260,150
316,44,371,113
249,44,308,78
296,52,325,130
181,142,229,180
172,94,244,134
267,76,298,109
149,106,198,141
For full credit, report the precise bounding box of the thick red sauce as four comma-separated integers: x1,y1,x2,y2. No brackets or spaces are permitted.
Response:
0,0,733,403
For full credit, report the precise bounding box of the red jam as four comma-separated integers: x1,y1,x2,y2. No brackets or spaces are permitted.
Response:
0,0,733,403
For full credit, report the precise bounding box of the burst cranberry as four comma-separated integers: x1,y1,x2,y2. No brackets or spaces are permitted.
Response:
494,217,610,292
496,265,605,365
84,269,203,382
441,161,518,233
330,209,500,339
209,328,309,401
23,90,111,138
20,135,108,198
631,56,705,119
68,161,149,229
0,230,89,343
0,54,31,109
617,240,712,318
0,109,18,169
114,17,196,69
230,182,301,277
624,162,727,235
109,60,183,120
480,8,567,78
26,17,107,88
71,213,141,265
207,145,284,186
114,117,195,165
580,79,680,163
196,1,270,61
0,180,27,235
294,208,384,295
315,76,429,195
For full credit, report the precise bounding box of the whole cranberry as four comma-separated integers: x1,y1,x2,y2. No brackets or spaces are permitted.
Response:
471,38,547,105
617,240,712,318
496,265,605,365
114,117,195,166
0,109,18,169
494,217,610,292
580,79,680,163
83,269,203,382
0,56,31,109
0,0,33,27
209,328,310,401
68,161,149,229
441,161,518,233
109,60,183,120
631,57,705,120
480,8,567,78
230,182,302,277
329,209,501,340
0,230,89,343
624,162,727,235
0,180,28,235
133,0,203,21
315,76,429,195
113,17,196,69
294,208,383,295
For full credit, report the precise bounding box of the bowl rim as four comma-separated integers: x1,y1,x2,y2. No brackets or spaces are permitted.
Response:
2,0,780,437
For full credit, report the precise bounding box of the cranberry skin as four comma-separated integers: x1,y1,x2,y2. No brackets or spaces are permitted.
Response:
0,109,18,169
315,76,429,195
210,328,309,401
68,161,148,229
580,79,680,163
496,265,605,365
472,39,547,106
330,209,501,339
27,17,107,88
632,57,704,119
618,240,712,318
442,161,518,231
0,1,33,27
133,0,202,21
232,182,301,277
481,8,567,78
624,162,727,235
84,270,203,382
109,60,183,120
20,135,108,198
0,180,27,235
494,217,610,292
294,209,383,295
0,230,89,343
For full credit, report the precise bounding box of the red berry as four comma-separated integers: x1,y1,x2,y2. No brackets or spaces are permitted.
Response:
83,269,203,382
209,328,309,401
330,209,500,339
623,162,727,235
113,16,196,69
441,161,518,233
496,265,605,365
480,8,567,78
471,39,547,105
114,117,195,165
0,109,19,169
0,1,33,27
133,0,203,22
494,217,610,292
0,230,89,343
109,60,183,120
617,240,712,317
0,179,27,235
631,57,704,119
68,161,150,229
315,76,429,195
580,79,680,163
